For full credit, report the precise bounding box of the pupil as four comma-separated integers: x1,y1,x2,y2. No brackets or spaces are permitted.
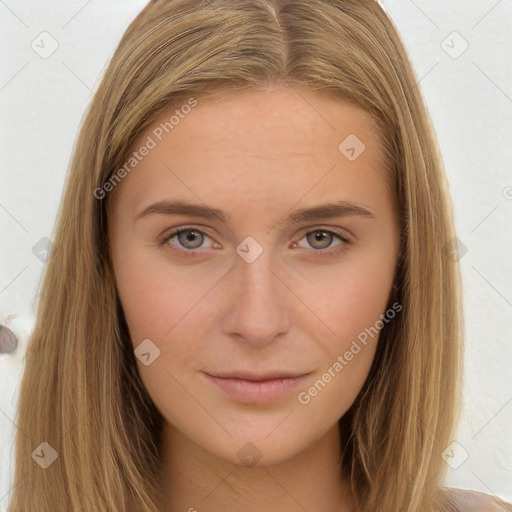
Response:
310,230,330,248
179,230,202,248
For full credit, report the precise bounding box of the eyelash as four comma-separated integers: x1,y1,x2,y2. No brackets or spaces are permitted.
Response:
158,226,352,258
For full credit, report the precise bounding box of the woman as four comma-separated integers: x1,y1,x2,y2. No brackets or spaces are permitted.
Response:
7,0,511,511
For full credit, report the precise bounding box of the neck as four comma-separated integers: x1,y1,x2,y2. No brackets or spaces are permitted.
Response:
158,422,358,512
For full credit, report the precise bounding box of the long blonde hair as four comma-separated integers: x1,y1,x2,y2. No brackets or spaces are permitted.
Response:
8,1,467,510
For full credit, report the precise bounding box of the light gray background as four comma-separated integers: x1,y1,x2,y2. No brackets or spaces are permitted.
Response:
1,0,511,508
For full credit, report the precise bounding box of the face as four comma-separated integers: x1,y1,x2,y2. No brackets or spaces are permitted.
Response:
108,86,399,467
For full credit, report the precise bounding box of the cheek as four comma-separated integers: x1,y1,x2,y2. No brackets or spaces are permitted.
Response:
294,261,393,413
114,244,221,346
115,253,217,414
300,250,396,353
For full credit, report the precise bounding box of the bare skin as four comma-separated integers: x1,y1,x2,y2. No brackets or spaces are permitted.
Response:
109,85,400,512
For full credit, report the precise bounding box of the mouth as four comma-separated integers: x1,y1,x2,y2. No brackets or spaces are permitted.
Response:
202,370,311,405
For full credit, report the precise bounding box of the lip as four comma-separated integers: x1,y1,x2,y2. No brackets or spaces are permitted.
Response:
203,371,310,405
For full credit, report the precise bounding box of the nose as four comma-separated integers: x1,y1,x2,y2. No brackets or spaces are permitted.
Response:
221,245,292,348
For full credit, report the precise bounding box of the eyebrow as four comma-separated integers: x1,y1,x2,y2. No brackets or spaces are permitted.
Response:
135,199,376,226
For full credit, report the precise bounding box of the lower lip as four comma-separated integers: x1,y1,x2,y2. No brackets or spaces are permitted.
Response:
204,373,308,404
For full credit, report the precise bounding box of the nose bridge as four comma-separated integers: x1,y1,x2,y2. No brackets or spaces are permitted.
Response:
222,240,291,346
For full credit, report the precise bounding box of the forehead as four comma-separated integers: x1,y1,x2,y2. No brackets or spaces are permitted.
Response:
112,86,389,215
153,86,379,158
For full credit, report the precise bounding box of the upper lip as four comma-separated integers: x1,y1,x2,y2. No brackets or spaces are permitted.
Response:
204,370,309,381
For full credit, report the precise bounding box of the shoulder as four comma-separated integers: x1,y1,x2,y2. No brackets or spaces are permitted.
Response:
443,488,512,512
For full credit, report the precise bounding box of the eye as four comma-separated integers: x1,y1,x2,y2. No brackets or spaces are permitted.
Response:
159,226,219,255
292,228,351,256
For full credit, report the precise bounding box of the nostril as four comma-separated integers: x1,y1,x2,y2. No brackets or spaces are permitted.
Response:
0,324,18,355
